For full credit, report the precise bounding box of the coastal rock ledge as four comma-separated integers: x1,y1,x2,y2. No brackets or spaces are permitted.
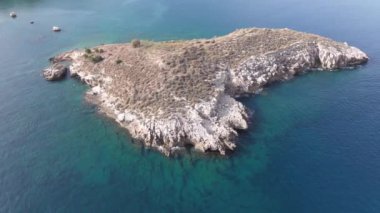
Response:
44,28,368,156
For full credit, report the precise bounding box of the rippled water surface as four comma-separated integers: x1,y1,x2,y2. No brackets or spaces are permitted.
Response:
0,0,379,212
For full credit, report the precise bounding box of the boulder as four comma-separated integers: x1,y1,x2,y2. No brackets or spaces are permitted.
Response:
117,113,125,122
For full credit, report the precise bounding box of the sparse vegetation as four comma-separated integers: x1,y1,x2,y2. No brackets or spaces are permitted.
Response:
73,28,323,117
83,48,104,63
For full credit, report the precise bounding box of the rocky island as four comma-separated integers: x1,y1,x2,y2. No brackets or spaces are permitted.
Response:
43,28,368,156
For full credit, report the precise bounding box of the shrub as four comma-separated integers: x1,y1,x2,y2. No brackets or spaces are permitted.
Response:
132,39,141,48
90,55,104,63
85,48,92,54
94,48,104,53
116,59,123,64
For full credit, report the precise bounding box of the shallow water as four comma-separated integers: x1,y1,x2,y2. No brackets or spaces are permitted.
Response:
0,0,380,212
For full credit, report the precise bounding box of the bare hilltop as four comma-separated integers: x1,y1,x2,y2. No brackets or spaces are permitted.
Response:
43,28,368,156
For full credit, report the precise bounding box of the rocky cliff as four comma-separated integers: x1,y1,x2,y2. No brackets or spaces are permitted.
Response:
43,28,368,156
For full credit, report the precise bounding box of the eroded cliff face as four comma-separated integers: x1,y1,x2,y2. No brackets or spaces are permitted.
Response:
43,28,368,156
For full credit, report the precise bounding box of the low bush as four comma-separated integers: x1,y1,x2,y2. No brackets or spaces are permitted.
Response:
132,39,141,48
94,48,105,53
90,55,104,63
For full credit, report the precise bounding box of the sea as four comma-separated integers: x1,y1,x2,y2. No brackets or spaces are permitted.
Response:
0,0,379,212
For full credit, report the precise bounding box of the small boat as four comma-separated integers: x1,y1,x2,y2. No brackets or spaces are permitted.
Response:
52,26,61,32
10,12,17,18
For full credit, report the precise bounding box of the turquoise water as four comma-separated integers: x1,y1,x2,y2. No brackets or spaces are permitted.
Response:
1,0,380,212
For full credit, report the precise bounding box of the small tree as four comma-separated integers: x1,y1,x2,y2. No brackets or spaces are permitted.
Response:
85,48,92,54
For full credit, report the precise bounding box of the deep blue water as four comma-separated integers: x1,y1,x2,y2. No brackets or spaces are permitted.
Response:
1,0,380,212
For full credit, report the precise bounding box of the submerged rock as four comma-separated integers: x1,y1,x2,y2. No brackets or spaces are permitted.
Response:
43,28,368,156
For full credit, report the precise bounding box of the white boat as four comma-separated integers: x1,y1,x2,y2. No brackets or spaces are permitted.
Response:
52,26,61,32
10,12,17,18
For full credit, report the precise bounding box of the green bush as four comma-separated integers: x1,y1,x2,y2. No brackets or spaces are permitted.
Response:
85,48,92,54
116,59,123,64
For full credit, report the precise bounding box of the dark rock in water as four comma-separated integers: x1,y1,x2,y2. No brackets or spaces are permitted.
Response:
42,64,68,81
30,21,34,24
49,57,60,63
